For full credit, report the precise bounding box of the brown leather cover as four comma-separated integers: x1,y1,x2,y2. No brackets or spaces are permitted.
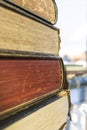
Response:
8,0,58,24
0,58,64,117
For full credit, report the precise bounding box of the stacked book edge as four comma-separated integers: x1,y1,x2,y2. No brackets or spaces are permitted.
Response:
0,1,71,129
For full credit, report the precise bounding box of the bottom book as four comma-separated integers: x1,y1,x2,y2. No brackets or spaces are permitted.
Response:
2,91,70,130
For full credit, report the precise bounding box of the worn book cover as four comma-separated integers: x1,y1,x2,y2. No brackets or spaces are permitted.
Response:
0,92,70,130
0,57,64,119
4,0,58,24
0,2,60,57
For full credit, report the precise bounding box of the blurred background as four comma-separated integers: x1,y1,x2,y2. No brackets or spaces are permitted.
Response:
55,0,87,129
55,0,87,66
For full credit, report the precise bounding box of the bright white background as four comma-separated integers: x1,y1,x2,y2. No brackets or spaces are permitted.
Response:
55,0,87,57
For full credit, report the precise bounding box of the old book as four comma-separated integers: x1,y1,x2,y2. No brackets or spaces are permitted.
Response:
6,0,58,24
0,57,65,119
0,91,70,130
0,1,60,57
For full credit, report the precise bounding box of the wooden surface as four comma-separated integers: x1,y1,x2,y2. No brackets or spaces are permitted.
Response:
0,58,63,115
8,0,58,24
0,5,60,56
4,94,68,130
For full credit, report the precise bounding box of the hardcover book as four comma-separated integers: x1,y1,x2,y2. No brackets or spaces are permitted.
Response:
0,2,60,57
0,1,71,129
5,0,58,24
0,57,64,119
0,91,70,130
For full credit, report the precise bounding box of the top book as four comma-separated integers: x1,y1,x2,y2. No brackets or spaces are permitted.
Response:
6,0,58,24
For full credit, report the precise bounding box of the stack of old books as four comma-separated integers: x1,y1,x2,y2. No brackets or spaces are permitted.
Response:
0,0,71,129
